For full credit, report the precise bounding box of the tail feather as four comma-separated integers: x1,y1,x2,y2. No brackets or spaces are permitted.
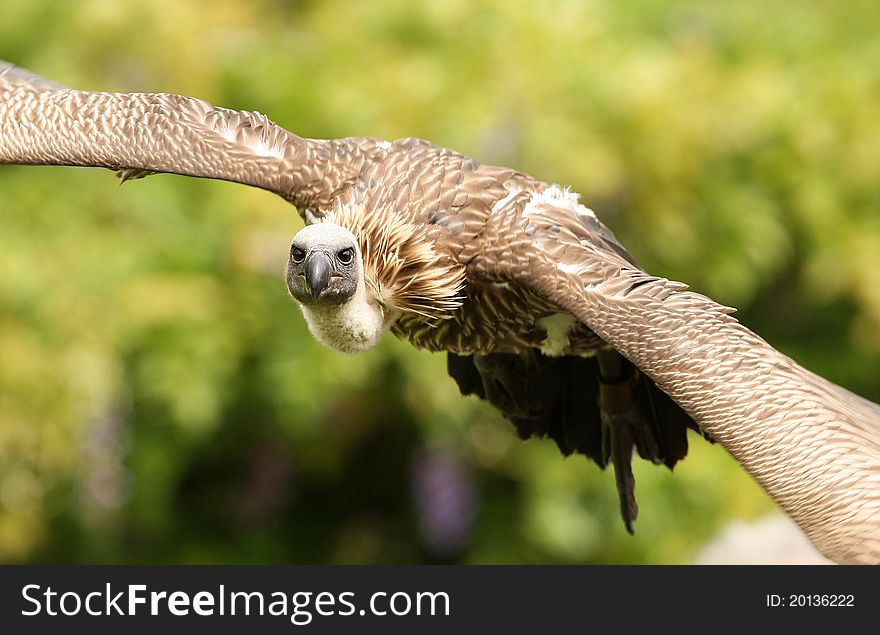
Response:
447,349,706,531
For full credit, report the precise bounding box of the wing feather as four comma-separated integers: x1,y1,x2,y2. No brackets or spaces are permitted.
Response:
0,60,384,217
479,199,880,561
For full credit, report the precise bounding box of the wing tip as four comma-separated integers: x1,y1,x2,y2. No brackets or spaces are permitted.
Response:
0,59,68,91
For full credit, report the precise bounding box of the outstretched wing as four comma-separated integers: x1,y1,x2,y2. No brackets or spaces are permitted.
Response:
0,60,385,218
472,196,741,406
470,192,739,430
473,196,880,563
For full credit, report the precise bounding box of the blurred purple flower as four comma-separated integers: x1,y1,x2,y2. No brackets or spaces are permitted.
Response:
411,449,477,558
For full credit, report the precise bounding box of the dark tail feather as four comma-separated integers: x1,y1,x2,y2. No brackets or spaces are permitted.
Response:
446,349,705,532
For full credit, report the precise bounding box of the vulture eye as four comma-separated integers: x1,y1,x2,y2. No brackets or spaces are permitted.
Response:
337,248,354,265
291,247,306,263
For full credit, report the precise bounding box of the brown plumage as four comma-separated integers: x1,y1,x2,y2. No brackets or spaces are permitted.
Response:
328,201,466,321
1,60,878,562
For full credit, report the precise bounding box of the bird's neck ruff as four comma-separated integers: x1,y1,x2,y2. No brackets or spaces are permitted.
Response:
325,203,466,322
299,274,391,354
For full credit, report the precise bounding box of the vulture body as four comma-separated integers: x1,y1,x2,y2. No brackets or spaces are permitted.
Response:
1,60,879,563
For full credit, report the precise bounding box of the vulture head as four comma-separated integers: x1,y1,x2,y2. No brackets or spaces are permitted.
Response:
285,205,468,356
286,222,392,354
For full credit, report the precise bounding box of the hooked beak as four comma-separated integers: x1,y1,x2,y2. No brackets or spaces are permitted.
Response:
305,252,332,302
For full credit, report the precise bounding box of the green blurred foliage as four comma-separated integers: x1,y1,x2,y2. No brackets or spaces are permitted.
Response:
0,0,878,563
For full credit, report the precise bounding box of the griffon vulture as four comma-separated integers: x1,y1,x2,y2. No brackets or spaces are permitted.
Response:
1,60,878,563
